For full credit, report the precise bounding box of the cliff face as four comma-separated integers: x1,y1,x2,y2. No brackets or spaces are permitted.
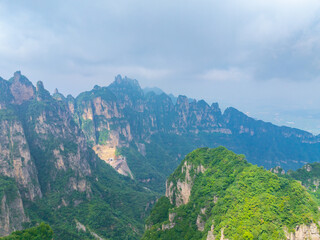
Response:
0,72,94,234
1,71,320,238
0,119,42,200
9,71,35,105
0,72,156,239
0,179,28,236
143,147,320,240
0,73,42,235
166,161,205,207
63,74,320,192
285,224,320,240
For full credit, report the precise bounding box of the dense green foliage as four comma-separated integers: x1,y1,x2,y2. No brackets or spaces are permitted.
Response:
0,176,19,206
288,163,320,205
0,108,18,121
97,129,110,144
0,223,53,240
22,155,156,240
143,147,320,240
145,197,173,227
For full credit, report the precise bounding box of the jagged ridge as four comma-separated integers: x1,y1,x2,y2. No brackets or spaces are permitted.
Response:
0,72,157,239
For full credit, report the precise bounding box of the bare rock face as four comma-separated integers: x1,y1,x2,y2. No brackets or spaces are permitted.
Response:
92,145,133,179
196,214,205,231
161,212,176,231
0,120,42,201
166,161,206,207
76,91,135,177
9,71,35,105
285,224,320,240
27,105,93,193
0,190,28,236
206,224,215,240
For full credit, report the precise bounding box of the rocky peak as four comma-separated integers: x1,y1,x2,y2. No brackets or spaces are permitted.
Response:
195,100,211,112
13,71,21,81
36,81,51,101
53,88,65,101
113,74,140,88
36,81,44,92
109,75,142,96
211,102,221,112
108,75,144,110
176,95,189,107
9,71,35,105
93,85,101,90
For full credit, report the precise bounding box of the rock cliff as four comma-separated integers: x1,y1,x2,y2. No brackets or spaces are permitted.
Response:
68,74,320,192
0,72,156,239
1,71,320,239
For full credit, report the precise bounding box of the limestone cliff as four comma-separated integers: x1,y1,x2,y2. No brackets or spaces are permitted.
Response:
0,119,42,200
166,161,205,207
0,188,28,236
9,71,35,105
0,72,96,236
70,74,320,190
285,224,320,240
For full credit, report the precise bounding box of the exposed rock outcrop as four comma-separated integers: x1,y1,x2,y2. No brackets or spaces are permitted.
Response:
0,120,42,201
166,161,205,207
285,224,320,240
0,191,28,236
9,71,35,105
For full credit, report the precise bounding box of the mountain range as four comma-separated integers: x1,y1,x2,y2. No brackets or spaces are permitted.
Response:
0,71,320,239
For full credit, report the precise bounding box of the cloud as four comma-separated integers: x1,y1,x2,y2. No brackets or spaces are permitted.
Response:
1,0,320,132
200,68,252,82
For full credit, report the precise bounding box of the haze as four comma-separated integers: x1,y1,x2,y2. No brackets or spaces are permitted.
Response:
1,0,320,133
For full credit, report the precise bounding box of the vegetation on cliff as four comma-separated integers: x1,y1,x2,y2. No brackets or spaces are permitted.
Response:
143,147,320,240
0,223,53,240
1,72,320,240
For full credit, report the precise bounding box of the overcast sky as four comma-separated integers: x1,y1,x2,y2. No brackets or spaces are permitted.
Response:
1,0,320,133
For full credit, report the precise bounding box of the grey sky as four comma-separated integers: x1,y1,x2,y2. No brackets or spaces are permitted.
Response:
1,0,320,133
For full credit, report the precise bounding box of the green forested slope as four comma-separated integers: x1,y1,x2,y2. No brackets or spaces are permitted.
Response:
143,147,320,240
0,223,53,240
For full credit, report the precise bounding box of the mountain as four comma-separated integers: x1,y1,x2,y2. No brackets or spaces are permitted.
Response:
66,74,320,193
1,71,320,238
143,147,320,239
0,72,156,239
